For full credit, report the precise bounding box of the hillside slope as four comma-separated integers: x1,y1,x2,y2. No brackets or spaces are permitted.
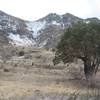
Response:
0,10,100,48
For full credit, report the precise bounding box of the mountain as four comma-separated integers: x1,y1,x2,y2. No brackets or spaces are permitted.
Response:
0,10,99,48
26,13,82,48
0,11,36,46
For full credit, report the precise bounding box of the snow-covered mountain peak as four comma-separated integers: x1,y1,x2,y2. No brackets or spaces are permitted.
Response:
0,11,83,47
0,10,99,48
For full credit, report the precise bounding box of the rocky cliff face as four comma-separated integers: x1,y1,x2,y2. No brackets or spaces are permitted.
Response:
0,10,99,48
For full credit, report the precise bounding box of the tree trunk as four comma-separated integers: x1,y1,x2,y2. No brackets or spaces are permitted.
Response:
84,60,96,87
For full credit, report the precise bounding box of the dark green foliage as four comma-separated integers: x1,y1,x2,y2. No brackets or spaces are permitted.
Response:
53,21,100,81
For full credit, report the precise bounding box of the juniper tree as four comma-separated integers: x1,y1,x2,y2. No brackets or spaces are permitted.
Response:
53,21,100,82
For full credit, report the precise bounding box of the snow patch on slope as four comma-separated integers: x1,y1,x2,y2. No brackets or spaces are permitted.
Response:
52,21,61,25
26,21,46,38
8,33,35,46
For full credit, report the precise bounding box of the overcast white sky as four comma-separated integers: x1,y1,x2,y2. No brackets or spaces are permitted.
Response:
0,0,100,21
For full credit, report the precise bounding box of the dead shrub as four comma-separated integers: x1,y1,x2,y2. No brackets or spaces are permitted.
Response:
3,68,9,72
18,51,25,56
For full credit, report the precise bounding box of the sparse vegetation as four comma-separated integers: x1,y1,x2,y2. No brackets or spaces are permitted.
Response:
0,46,99,99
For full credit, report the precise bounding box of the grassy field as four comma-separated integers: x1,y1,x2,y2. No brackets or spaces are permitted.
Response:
0,46,100,100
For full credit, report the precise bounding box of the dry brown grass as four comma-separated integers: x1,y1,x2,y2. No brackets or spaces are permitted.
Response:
0,46,99,99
